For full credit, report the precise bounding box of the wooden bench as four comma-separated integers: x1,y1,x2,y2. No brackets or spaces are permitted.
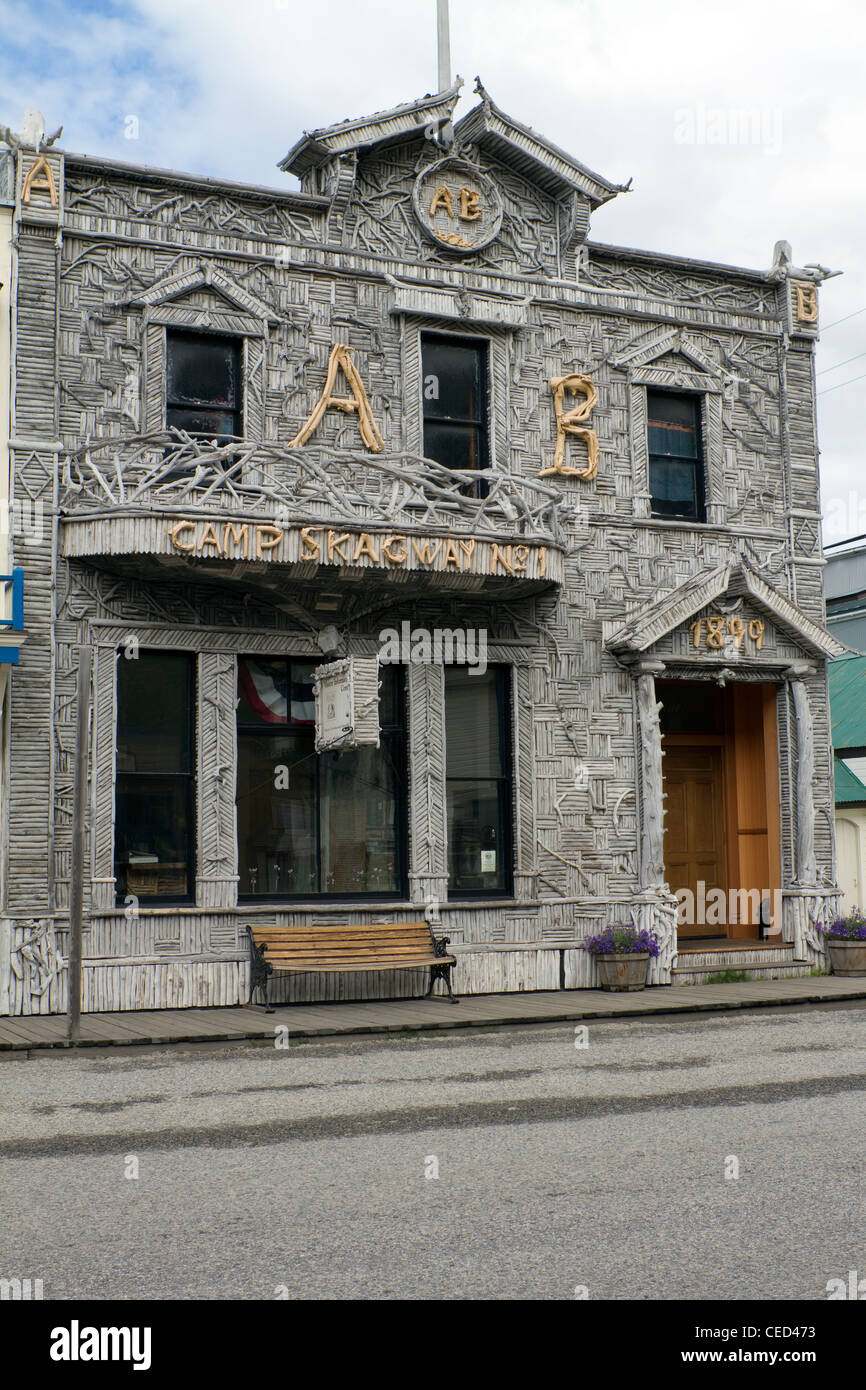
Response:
245,922,458,1012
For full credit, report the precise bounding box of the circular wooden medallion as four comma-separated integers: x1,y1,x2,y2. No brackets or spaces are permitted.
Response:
412,157,503,255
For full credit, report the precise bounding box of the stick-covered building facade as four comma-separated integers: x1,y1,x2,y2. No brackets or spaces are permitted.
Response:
0,81,847,1014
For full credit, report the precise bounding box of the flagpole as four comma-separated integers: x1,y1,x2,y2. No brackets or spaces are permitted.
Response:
437,0,451,92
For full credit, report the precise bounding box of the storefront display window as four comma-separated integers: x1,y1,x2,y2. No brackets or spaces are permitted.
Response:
236,659,407,898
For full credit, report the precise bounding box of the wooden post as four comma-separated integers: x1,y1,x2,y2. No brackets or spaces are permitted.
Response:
635,660,666,889
787,664,819,886
66,645,91,1045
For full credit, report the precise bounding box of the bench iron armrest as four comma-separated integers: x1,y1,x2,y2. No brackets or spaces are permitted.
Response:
246,926,274,1011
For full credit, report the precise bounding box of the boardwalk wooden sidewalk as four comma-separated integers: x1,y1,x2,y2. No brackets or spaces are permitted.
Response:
2,975,866,1050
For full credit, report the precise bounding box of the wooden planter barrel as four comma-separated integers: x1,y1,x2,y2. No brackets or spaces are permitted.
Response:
594,951,651,992
826,939,866,977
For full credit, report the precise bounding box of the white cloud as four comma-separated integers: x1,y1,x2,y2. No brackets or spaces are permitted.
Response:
2,0,865,531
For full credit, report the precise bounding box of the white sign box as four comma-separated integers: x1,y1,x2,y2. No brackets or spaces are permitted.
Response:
313,656,380,752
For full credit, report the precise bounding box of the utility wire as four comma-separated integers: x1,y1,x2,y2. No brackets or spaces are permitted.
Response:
817,348,866,376
822,306,866,331
818,369,866,396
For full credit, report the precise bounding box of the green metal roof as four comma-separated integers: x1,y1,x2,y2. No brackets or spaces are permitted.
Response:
835,757,866,805
829,654,866,750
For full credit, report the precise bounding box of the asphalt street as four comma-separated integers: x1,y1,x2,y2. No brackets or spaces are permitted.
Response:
1,1001,865,1299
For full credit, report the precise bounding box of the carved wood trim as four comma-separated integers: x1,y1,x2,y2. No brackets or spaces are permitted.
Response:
407,662,448,903
91,644,118,912
635,666,665,889
142,321,165,433
196,652,239,909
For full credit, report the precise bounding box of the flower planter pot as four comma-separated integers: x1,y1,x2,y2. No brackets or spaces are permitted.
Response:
594,951,650,992
826,939,866,977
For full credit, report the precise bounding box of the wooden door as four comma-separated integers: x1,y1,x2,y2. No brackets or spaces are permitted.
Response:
663,745,727,938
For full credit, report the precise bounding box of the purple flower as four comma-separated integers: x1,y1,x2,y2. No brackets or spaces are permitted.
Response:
583,921,660,957
821,907,866,940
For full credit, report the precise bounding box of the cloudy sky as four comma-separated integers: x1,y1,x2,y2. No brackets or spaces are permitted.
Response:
2,0,864,540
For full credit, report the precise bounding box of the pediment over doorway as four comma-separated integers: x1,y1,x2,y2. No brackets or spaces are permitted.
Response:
603,557,847,666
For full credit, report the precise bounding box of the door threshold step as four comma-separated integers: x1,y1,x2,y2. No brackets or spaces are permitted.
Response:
674,946,796,970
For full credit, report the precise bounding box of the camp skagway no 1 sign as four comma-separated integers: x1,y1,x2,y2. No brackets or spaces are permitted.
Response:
59,511,563,584
161,517,556,580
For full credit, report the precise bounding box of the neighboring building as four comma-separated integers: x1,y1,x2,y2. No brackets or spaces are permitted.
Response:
825,538,866,654
0,81,847,1016
833,758,866,914
829,652,866,914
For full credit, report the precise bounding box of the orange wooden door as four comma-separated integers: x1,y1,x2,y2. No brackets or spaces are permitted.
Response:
663,745,727,937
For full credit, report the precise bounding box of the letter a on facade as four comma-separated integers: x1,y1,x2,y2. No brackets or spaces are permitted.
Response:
289,343,384,453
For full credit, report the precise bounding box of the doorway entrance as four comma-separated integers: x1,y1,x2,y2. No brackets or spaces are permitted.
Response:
659,680,781,941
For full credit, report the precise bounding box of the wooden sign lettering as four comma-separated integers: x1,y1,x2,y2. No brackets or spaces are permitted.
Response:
164,517,551,580
289,342,384,452
21,154,58,207
795,284,818,324
539,373,599,481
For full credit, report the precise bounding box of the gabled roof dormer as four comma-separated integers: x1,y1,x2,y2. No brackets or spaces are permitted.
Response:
277,80,628,263
279,81,464,190
454,80,627,207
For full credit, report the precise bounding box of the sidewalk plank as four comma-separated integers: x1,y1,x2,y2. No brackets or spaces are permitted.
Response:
2,976,865,1051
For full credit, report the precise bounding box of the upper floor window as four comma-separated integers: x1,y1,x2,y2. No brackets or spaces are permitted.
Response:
421,334,488,489
166,330,242,439
647,390,705,522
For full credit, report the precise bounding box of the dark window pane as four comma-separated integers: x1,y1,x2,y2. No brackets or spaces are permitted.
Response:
117,651,193,774
378,667,401,727
290,663,317,725
167,332,239,407
445,667,504,777
166,407,239,439
320,744,401,893
115,775,193,900
447,781,508,893
648,423,697,460
115,652,194,903
648,390,704,521
445,667,511,896
649,459,700,516
422,339,483,420
423,422,483,471
236,662,406,899
647,390,698,429
237,737,318,896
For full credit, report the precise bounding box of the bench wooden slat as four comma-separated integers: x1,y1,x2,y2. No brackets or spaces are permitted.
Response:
264,949,445,958
268,960,448,972
261,948,448,958
254,933,432,943
252,927,429,939
262,952,454,964
251,921,424,930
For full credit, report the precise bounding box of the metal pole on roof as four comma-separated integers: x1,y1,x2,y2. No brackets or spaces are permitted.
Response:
437,0,451,92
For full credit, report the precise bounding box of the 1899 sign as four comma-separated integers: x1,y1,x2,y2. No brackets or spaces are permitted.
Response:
689,614,765,651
